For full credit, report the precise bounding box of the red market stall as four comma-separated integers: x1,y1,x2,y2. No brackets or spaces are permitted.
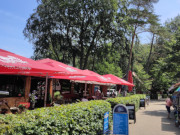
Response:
0,49,69,111
51,69,114,100
38,59,115,101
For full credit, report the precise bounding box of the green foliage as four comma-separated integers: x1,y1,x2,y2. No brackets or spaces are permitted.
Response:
150,58,174,93
134,62,152,92
54,91,62,100
148,15,180,94
95,60,123,77
106,94,146,112
24,0,129,70
0,100,111,135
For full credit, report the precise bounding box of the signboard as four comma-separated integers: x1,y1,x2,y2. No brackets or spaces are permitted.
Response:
140,99,146,108
113,104,129,135
126,104,136,123
103,112,109,133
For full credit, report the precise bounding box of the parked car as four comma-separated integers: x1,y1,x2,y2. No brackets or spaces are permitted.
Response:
107,89,117,97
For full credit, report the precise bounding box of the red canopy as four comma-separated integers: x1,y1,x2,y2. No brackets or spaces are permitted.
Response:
0,49,64,76
37,58,85,76
51,69,114,84
51,75,112,83
102,74,134,86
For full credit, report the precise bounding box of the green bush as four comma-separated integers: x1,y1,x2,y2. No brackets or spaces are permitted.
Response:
106,94,146,112
0,100,111,135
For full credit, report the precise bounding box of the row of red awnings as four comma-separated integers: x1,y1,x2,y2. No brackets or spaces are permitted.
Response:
0,49,134,89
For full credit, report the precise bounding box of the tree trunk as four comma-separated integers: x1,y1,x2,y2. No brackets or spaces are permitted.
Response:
79,22,85,69
83,23,102,69
127,26,137,79
80,45,84,69
146,33,155,72
92,52,96,71
72,51,76,67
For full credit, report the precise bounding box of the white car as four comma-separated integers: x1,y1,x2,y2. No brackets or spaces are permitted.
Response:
107,89,117,97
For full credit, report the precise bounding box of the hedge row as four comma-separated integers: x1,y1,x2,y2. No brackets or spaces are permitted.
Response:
106,94,146,112
0,100,111,135
0,94,146,134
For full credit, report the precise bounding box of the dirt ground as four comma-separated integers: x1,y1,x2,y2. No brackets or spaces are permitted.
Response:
129,100,180,135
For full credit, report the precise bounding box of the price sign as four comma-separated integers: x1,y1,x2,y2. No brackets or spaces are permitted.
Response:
113,104,129,135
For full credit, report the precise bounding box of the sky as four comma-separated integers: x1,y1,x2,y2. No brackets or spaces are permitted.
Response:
0,0,180,58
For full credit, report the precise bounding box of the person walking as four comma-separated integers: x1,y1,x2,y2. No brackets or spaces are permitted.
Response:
165,96,173,118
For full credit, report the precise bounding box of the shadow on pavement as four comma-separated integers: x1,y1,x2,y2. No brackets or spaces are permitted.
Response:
143,110,167,117
143,110,180,135
153,103,166,106
161,118,180,135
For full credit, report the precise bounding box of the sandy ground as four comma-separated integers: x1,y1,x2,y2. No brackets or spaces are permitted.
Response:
129,100,180,135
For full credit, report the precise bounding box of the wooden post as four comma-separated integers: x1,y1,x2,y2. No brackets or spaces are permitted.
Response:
44,74,48,107
49,79,53,100
92,84,95,96
24,76,31,102
84,83,87,96
71,82,74,94
88,84,92,97
102,85,108,97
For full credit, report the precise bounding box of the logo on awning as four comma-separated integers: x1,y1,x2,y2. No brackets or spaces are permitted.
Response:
0,55,28,64
58,65,77,72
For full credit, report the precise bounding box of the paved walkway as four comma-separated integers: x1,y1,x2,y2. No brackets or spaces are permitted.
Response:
129,100,180,135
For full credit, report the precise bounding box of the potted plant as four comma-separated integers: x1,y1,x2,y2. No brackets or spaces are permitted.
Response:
54,91,63,104
29,90,38,109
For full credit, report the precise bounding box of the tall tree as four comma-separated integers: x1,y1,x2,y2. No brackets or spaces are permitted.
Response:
24,0,128,70
149,15,180,93
126,0,159,73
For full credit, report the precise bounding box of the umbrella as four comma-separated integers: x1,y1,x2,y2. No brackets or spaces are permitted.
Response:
0,49,64,76
51,69,114,84
102,74,134,86
175,87,180,92
37,58,84,76
51,75,113,84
